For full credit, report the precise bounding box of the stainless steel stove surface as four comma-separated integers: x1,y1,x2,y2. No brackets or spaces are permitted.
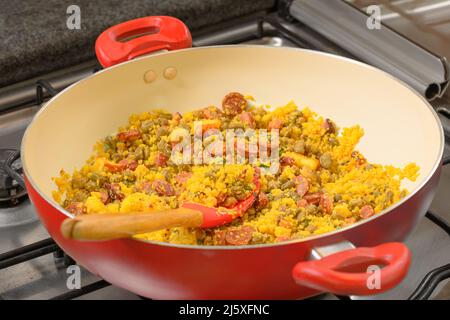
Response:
1,2,450,300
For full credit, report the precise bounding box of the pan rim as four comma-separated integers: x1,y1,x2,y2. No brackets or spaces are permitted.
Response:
21,45,445,250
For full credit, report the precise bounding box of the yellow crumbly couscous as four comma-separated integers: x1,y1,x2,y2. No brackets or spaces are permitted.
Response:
53,92,419,246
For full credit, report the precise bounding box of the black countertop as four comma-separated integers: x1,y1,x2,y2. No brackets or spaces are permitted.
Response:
0,0,275,87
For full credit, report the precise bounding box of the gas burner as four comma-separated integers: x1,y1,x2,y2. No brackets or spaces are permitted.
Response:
0,149,27,206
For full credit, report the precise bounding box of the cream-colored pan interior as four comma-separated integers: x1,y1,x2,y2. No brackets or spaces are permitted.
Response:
22,46,443,203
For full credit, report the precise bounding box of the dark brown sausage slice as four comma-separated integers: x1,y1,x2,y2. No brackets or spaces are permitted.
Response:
225,226,255,245
255,192,269,210
222,92,247,116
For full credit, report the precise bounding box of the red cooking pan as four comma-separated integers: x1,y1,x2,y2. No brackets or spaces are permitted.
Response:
21,16,444,299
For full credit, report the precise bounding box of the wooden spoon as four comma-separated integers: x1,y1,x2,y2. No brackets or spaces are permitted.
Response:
61,178,260,241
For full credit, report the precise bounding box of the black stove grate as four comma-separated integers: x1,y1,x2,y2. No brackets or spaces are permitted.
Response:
0,149,27,205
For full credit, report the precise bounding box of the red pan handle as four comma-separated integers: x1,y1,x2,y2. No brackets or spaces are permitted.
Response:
292,242,411,296
95,16,192,68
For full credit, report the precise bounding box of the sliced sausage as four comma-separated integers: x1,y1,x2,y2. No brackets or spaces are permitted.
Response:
117,129,141,142
297,199,308,208
275,235,290,242
255,192,269,210
321,118,336,134
303,192,322,205
351,151,367,166
66,202,86,215
225,226,255,245
280,156,296,166
105,158,137,173
239,112,256,128
100,191,110,205
202,106,222,119
174,171,192,185
268,118,283,130
119,158,138,171
320,194,333,214
222,92,247,116
222,196,238,208
294,175,310,197
154,152,169,167
214,230,227,245
152,180,175,196
360,205,375,219
105,183,125,201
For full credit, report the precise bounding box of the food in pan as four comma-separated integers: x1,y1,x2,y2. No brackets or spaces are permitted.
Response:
53,92,419,245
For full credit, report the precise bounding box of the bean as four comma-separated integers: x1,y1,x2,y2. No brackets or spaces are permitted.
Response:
267,180,280,190
293,140,305,154
281,180,295,190
319,152,332,169
156,126,169,137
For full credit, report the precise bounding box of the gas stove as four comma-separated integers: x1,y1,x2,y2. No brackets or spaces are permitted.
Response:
1,1,450,300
